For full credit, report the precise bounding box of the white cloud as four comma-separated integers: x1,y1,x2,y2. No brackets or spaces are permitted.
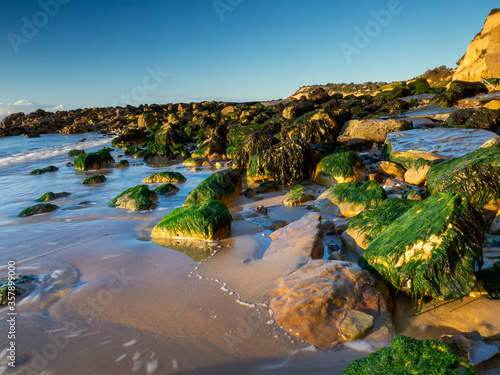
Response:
0,100,65,121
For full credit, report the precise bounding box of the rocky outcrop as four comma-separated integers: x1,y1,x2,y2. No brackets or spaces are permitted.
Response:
453,9,500,82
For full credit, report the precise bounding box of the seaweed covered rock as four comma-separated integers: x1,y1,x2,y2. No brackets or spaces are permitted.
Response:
184,168,242,206
371,161,406,178
142,171,186,184
183,157,210,167
108,185,158,211
432,80,488,107
281,119,339,144
233,132,279,168
443,109,475,128
143,142,173,163
269,260,392,349
343,335,478,375
464,108,500,132
341,198,419,256
74,149,115,170
30,165,58,175
192,139,225,158
313,181,386,217
68,149,85,157
112,160,129,168
359,193,484,301
111,129,149,147
426,145,500,207
247,139,314,185
82,175,106,184
151,199,232,240
18,203,58,217
338,119,412,146
408,77,431,94
154,183,180,196
0,275,36,305
478,261,500,299
283,185,315,206
313,151,366,187
35,191,70,202
255,180,280,194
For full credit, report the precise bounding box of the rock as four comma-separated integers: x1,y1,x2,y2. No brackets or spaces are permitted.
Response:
255,180,280,194
478,261,500,299
269,260,392,349
371,161,406,178
68,149,85,157
341,198,419,256
108,185,158,211
233,132,279,169
381,99,410,112
282,103,314,120
390,86,411,99
221,106,236,116
35,192,70,202
137,113,156,127
491,210,500,234
338,119,412,146
408,77,431,94
74,149,114,171
184,168,242,206
385,128,499,169
313,151,366,187
112,159,129,168
82,175,106,184
432,81,488,107
29,165,59,175
313,181,386,217
111,129,149,147
453,9,500,82
343,335,477,375
481,136,500,148
246,216,289,231
263,212,323,260
403,164,432,185
192,139,225,158
154,183,180,196
484,99,500,110
360,193,484,301
143,142,173,163
247,139,314,185
151,199,232,240
465,108,500,132
281,118,339,144
142,171,186,183
403,104,459,122
283,185,315,206
404,189,425,201
426,145,500,207
255,205,267,214
18,203,58,217
183,157,210,167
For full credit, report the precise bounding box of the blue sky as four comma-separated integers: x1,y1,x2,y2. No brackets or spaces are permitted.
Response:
0,0,498,118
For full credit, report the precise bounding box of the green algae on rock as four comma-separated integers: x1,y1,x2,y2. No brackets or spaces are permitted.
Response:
359,193,484,301
478,261,500,299
143,142,173,163
233,132,280,168
154,183,180,196
29,165,59,175
142,171,186,184
152,199,232,240
283,185,315,206
74,149,115,170
112,159,129,168
18,203,58,217
342,335,478,375
82,175,106,184
108,185,158,210
0,275,36,305
67,149,85,157
313,151,366,187
426,146,500,207
184,168,242,206
183,157,210,167
35,191,70,202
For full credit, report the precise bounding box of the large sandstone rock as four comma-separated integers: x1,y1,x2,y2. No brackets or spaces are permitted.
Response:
313,151,366,187
338,119,412,146
371,161,405,178
263,212,323,261
453,9,500,82
269,260,392,349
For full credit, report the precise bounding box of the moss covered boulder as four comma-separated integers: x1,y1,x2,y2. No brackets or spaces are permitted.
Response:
233,132,279,168
341,198,419,256
142,171,186,184
68,149,85,157
152,199,232,240
183,157,210,167
313,181,386,217
35,192,70,202
360,193,484,301
111,129,149,147
108,185,158,210
112,160,129,168
143,142,173,163
343,335,478,375
30,165,58,175
74,149,115,170
82,175,106,184
18,203,58,217
184,168,242,206
154,183,180,196
426,146,500,207
313,151,366,187
283,185,315,206
478,261,500,299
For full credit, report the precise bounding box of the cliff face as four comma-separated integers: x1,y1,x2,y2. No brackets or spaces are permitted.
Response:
453,9,500,82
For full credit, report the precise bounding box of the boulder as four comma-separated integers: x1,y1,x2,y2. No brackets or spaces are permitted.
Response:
35,192,70,202
282,185,315,206
245,216,289,231
408,77,431,94
255,180,280,194
442,109,475,128
403,165,432,186
108,185,158,211
360,193,484,301
432,81,488,107
338,119,412,146
478,261,500,299
68,149,85,157
137,113,156,127
82,175,106,184
112,160,129,168
184,168,242,207
269,260,392,349
143,143,173,163
313,151,366,187
151,199,232,240
426,145,500,207
18,203,58,217
313,181,386,217
142,171,186,183
111,129,149,147
263,212,323,260
465,108,500,132
154,183,180,196
233,132,279,168
281,118,339,144
29,165,58,175
371,161,406,178
343,335,477,375
183,157,210,167
74,149,114,170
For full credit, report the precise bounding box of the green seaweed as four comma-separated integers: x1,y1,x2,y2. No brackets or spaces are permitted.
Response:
143,142,173,163
283,185,315,206
314,151,364,182
68,149,85,157
82,175,106,184
155,183,180,196
328,181,386,207
74,149,115,171
35,192,70,202
18,203,58,217
29,165,59,175
227,123,266,146
142,171,186,183
108,185,158,210
359,193,484,302
342,335,478,375
184,168,242,206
